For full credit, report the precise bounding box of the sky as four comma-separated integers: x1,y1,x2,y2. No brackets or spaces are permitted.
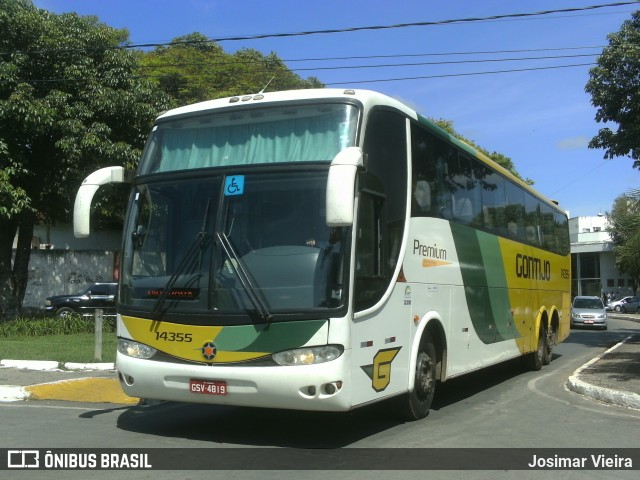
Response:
32,0,640,218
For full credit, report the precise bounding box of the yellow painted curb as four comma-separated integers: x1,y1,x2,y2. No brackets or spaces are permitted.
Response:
25,377,139,405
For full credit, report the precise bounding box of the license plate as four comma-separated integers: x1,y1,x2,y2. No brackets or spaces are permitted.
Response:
584,320,594,324
189,379,227,396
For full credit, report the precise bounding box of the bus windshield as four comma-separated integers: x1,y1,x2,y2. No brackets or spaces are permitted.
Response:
138,103,359,174
120,171,348,320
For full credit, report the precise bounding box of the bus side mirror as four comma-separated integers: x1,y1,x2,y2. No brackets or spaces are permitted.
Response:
326,147,363,227
73,166,126,238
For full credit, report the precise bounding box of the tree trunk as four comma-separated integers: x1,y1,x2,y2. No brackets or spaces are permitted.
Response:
14,212,35,310
0,217,18,320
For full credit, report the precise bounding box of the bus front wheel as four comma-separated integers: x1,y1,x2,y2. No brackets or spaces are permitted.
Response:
398,336,437,420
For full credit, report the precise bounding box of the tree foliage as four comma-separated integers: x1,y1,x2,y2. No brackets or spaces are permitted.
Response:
608,190,640,293
0,0,171,318
139,33,324,105
586,11,640,168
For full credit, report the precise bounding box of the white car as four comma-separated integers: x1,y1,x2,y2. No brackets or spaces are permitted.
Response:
571,296,608,330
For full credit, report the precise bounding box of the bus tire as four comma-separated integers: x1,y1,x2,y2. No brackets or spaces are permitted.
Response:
398,335,437,420
543,325,555,365
524,325,545,371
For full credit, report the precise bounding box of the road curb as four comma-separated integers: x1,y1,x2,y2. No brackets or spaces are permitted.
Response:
26,377,139,405
0,385,29,402
0,359,115,371
0,359,137,404
566,335,640,410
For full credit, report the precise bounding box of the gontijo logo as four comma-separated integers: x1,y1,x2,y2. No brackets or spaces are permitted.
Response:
515,253,551,281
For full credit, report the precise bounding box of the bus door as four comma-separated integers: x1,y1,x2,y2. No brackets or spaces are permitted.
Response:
350,185,411,406
348,108,410,407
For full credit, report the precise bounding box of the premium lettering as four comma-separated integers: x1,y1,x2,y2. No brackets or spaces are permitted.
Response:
413,239,447,260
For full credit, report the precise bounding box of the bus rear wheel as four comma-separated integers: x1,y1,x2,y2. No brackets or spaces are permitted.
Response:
543,325,555,365
523,325,545,371
398,336,437,420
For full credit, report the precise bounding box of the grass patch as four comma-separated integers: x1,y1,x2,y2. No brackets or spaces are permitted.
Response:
0,315,117,363
0,333,117,363
0,314,115,337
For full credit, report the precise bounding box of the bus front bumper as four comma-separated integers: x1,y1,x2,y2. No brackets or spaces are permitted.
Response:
116,350,352,412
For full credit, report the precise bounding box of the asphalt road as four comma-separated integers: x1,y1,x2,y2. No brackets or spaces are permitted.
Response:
1,317,639,480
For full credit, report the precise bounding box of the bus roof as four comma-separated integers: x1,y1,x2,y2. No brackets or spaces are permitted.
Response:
156,88,416,120
155,88,565,215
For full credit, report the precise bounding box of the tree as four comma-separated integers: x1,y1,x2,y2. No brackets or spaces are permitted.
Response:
140,33,324,105
0,1,171,319
585,11,640,167
607,190,640,293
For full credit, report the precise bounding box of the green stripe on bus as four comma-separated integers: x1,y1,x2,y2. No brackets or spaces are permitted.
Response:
213,319,327,353
451,223,518,344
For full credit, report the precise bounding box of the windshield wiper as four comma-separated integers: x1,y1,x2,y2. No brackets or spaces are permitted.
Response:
151,199,212,319
216,231,273,324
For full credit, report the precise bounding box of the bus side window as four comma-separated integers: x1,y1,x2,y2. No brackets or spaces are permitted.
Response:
525,193,541,246
449,152,478,224
505,180,525,240
354,190,386,310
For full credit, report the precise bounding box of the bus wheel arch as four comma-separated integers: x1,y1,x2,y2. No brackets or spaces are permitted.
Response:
398,317,446,420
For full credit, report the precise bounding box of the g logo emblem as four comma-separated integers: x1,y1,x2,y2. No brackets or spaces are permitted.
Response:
361,347,402,392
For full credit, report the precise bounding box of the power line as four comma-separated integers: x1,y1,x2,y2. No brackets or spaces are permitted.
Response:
0,61,597,86
1,43,613,84
324,63,598,85
243,54,602,74
134,46,606,71
2,2,637,56
128,1,640,47
282,45,609,63
551,159,610,195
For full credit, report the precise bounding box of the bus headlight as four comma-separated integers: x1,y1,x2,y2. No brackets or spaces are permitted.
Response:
272,345,343,366
118,339,156,359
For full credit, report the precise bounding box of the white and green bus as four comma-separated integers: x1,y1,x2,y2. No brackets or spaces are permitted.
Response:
74,89,570,420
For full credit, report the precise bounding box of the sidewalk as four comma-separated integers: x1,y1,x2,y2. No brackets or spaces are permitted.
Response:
1,319,639,409
566,330,640,410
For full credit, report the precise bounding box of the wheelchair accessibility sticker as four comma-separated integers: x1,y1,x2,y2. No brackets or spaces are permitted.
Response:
224,175,245,196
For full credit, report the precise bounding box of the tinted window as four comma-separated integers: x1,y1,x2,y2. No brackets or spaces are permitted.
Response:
410,121,568,255
478,166,505,233
505,181,525,240
90,284,114,296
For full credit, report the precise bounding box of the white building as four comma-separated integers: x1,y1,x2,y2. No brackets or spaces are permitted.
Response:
569,214,634,299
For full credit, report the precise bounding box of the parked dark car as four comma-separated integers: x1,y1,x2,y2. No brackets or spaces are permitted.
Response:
607,297,633,312
613,296,640,313
45,283,117,317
